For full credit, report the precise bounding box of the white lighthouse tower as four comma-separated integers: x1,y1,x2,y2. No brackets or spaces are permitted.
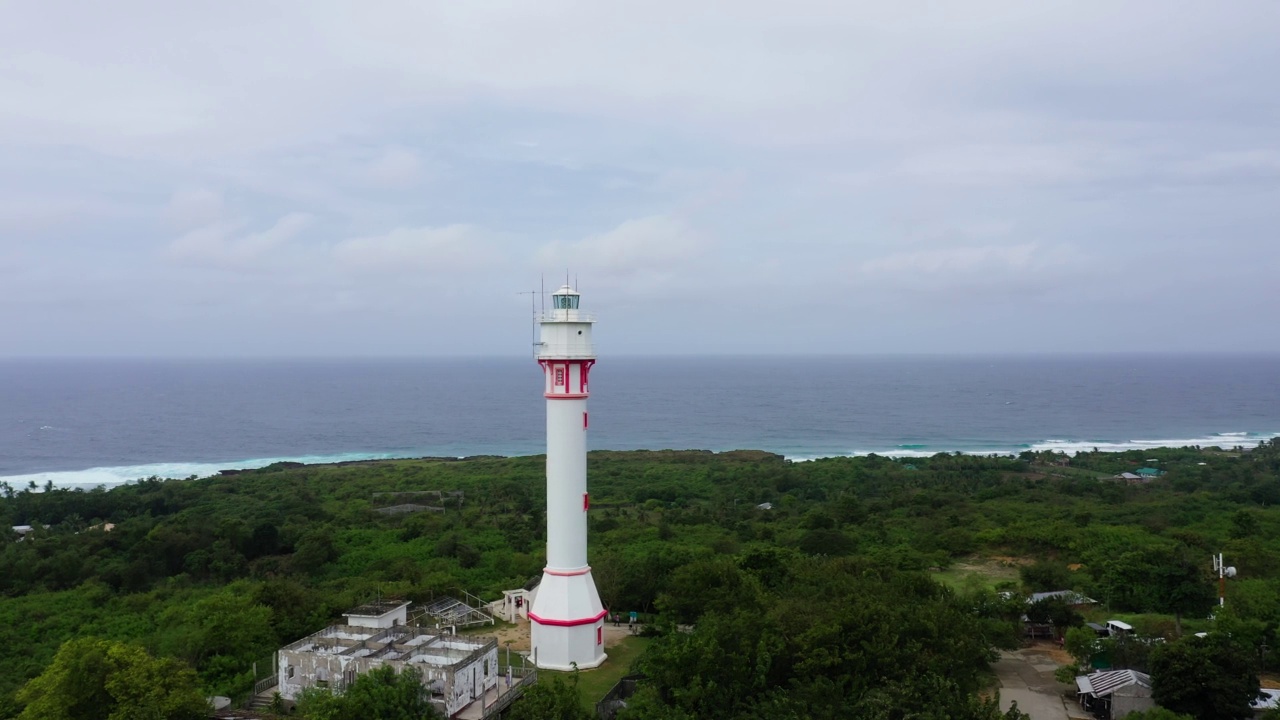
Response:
529,284,607,670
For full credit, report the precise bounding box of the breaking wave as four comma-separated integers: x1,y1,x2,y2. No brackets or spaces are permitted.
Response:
0,452,420,490
5,432,1277,487
800,431,1280,461
1026,432,1278,455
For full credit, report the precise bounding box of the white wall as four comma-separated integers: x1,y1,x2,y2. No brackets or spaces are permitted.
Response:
343,604,408,629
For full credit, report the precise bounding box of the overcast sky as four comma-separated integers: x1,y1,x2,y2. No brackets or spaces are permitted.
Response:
2,1,1278,357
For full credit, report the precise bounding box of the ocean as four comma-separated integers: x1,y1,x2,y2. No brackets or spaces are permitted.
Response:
2,355,1278,488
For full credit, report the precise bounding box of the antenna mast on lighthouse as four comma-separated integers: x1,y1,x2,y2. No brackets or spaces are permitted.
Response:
527,282,607,670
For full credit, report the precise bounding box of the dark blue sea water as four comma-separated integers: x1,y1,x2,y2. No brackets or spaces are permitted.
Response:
2,356,1278,487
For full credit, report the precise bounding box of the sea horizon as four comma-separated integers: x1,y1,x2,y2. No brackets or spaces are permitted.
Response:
4,354,1278,489
4,350,1280,361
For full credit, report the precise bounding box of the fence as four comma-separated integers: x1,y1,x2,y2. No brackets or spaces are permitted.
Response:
253,674,278,695
240,651,278,709
481,667,538,720
595,674,646,720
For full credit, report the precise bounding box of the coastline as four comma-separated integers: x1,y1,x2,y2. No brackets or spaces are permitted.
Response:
5,430,1277,490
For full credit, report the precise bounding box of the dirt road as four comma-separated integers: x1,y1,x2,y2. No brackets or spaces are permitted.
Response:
995,644,1089,720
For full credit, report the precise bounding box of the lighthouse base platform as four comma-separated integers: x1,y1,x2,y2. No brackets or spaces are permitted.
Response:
529,568,608,671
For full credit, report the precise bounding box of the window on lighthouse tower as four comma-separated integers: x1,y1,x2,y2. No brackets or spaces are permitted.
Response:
553,292,579,310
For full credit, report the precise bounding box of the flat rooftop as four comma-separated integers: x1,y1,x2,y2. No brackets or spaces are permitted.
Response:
283,625,492,668
345,600,411,617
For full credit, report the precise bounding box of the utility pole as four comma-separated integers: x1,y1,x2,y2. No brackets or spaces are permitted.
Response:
1212,552,1236,607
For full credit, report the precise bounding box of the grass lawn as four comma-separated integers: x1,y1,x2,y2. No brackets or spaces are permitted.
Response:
931,556,1023,592
1079,610,1213,638
543,635,653,711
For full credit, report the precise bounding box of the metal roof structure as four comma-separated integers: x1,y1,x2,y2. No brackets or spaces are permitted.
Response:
420,594,495,630
1075,669,1151,698
1254,689,1280,712
1028,590,1096,605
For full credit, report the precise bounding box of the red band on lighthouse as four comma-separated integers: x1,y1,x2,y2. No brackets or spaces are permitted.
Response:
543,566,591,577
529,609,608,627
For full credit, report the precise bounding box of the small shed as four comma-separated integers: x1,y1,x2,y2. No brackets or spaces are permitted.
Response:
492,588,532,623
1076,669,1153,719
343,601,410,629
1135,467,1164,478
9,525,41,542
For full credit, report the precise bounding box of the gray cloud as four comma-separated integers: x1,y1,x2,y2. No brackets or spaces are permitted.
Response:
333,224,501,274
1,1,1277,355
166,213,313,271
537,215,709,286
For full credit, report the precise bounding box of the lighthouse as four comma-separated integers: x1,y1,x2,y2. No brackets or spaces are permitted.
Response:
529,284,607,670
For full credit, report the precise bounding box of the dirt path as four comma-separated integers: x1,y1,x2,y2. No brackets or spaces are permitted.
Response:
486,619,639,654
995,643,1089,720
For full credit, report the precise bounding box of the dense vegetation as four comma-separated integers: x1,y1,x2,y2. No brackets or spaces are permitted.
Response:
1,439,1279,718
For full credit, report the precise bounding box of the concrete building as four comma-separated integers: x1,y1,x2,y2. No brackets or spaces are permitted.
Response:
277,602,499,718
491,586,534,624
342,601,409,629
528,285,607,670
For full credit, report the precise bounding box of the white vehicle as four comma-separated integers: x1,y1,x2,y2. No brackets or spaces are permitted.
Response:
1105,619,1134,636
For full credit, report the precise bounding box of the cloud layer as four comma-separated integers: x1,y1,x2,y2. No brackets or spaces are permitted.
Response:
1,1,1278,355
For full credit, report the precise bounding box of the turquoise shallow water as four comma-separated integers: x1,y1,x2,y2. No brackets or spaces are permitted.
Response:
2,355,1278,486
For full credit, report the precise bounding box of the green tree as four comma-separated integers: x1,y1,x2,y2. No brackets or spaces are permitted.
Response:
1096,545,1215,636
292,527,339,575
16,637,207,720
296,685,343,720
1058,625,1103,680
507,673,591,720
154,585,277,692
626,559,1006,719
1024,597,1082,639
340,666,439,720
1019,560,1071,592
1152,549,1218,638
1230,510,1261,539
1121,709,1194,720
296,666,441,720
654,557,762,625
1150,634,1262,720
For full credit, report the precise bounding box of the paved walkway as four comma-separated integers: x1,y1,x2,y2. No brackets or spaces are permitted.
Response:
455,680,521,720
994,646,1089,720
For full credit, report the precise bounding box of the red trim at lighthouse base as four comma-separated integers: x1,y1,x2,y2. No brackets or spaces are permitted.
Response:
543,566,591,577
529,609,608,627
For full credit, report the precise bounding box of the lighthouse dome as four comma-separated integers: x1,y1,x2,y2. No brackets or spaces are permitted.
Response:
550,285,580,310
